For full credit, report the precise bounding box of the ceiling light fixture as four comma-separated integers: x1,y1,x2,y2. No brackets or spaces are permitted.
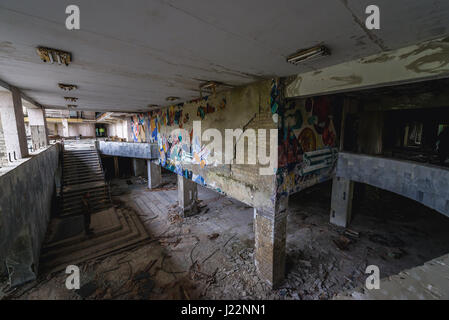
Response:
36,47,72,66
286,45,330,65
199,81,219,98
68,104,77,108
166,96,179,102
59,83,78,91
200,81,220,91
64,97,78,102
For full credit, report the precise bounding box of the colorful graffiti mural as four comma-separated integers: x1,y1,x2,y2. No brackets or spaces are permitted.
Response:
153,96,231,190
277,95,340,194
130,114,147,142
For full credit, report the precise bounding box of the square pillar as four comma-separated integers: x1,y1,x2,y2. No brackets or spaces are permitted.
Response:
28,108,49,149
330,176,354,228
132,158,146,177
0,88,28,159
0,113,8,167
254,194,288,288
147,160,161,189
177,175,198,217
62,118,69,137
113,156,119,178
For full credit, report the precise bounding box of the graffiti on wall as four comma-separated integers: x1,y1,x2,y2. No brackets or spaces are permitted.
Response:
130,114,147,142
153,97,229,189
277,95,339,194
149,115,158,143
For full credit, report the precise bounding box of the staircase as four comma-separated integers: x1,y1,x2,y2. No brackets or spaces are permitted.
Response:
61,142,112,216
39,141,149,273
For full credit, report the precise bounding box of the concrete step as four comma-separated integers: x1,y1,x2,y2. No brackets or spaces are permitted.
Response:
64,160,99,164
63,165,102,170
64,171,103,177
64,156,99,160
64,159,100,163
64,165,102,169
42,208,123,253
64,152,98,156
64,176,104,183
60,144,112,218
63,154,97,157
40,208,149,273
64,173,104,181
63,160,100,165
63,193,109,207
63,181,107,194
63,192,109,205
64,170,103,175
63,189,109,203
62,202,111,217
64,156,100,160
64,175,103,179
64,165,101,170
64,166,102,170
64,170,104,175
63,186,108,197
64,151,98,154
63,179,105,186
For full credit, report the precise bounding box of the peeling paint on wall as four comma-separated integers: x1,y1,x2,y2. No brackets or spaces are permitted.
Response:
286,37,449,99
150,80,276,211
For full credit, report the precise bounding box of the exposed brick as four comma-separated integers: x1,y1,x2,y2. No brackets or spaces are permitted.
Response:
254,208,287,288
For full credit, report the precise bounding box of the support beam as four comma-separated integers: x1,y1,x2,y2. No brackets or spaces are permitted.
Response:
113,156,119,178
28,108,49,149
147,160,161,189
330,176,354,228
254,195,288,288
132,158,146,177
0,88,28,159
177,175,198,217
286,37,449,99
357,110,384,155
0,113,8,167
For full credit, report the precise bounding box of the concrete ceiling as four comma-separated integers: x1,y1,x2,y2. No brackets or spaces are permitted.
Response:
0,0,449,112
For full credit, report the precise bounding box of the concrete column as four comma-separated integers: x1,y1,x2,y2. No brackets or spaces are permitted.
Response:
177,175,198,217
62,118,69,137
113,156,119,177
132,158,146,177
0,113,8,167
254,195,288,288
330,176,354,227
28,108,49,149
147,160,161,189
0,88,28,159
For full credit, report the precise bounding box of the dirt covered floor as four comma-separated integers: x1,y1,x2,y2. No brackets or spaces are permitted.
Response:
3,173,449,300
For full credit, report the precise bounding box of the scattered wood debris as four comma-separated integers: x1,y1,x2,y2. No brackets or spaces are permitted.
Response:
344,229,360,239
333,235,352,251
207,233,220,240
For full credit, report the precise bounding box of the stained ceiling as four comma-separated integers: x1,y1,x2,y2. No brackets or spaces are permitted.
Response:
0,0,449,112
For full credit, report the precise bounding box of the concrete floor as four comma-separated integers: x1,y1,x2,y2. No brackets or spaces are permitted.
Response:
3,172,449,300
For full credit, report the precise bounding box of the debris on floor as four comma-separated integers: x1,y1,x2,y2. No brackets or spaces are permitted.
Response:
4,178,449,300
207,233,219,240
333,235,353,251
